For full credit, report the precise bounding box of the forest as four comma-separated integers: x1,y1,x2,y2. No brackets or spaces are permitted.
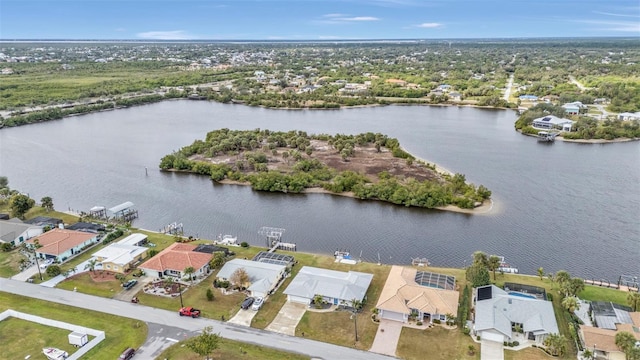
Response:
159,129,492,210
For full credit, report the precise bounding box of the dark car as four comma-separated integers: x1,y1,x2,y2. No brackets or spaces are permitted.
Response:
240,297,255,310
118,348,135,360
122,280,138,290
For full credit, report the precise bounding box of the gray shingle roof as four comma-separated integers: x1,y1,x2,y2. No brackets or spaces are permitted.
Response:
284,266,373,302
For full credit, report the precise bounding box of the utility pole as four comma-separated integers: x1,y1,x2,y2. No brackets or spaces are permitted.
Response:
178,281,184,308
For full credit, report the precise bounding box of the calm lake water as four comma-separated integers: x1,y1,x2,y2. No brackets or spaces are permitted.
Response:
1,100,638,280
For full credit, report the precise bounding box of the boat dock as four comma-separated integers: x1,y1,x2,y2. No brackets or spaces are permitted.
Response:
537,131,558,142
160,222,183,235
268,241,297,253
411,257,430,267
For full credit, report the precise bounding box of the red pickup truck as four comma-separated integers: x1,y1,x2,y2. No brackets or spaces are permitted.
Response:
179,307,201,318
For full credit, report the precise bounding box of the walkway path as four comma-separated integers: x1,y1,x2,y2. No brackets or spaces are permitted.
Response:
0,278,395,360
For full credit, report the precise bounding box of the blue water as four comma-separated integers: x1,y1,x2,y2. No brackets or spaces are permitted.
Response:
508,292,536,299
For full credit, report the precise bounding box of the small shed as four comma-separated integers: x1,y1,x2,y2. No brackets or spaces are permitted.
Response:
68,331,88,347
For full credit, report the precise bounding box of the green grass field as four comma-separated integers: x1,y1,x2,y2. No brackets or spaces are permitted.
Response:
0,292,147,360
157,336,310,360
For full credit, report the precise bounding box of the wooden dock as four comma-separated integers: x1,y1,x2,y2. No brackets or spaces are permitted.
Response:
268,241,297,253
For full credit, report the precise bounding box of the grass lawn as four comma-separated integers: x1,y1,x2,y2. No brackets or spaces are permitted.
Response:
578,285,631,306
396,326,480,360
0,317,87,359
0,247,25,278
0,292,147,360
157,337,310,360
505,347,559,360
57,272,121,298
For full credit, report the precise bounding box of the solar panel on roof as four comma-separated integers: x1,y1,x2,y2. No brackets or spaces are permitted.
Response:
542,117,551,121
477,286,492,301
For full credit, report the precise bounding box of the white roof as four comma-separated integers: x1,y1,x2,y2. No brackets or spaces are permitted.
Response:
532,115,574,126
108,201,134,214
92,243,146,266
117,233,147,246
475,285,559,338
217,259,285,289
284,266,373,302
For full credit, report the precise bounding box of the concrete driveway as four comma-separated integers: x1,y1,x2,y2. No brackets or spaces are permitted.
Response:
481,339,504,360
266,301,307,336
370,319,402,357
228,308,258,326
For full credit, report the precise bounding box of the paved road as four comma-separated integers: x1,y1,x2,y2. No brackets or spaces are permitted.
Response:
137,322,200,359
0,278,395,360
503,73,514,102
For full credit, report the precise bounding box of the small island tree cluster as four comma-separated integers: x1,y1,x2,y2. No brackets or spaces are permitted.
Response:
159,129,491,210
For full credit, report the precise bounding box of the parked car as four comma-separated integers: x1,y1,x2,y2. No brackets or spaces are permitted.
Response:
118,348,135,360
241,297,255,310
122,280,138,290
39,258,54,269
251,296,264,311
179,307,201,318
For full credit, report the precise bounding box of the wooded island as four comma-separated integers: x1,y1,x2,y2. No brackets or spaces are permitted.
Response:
159,129,491,210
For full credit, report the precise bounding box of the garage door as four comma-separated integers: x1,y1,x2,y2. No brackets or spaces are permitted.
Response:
288,295,310,304
380,310,406,322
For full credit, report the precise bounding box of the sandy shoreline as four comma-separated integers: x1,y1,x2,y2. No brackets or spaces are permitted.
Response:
218,179,494,215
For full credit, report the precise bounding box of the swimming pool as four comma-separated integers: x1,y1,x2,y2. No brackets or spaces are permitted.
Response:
508,291,536,299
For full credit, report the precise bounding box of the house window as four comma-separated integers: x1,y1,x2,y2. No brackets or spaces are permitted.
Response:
106,264,111,269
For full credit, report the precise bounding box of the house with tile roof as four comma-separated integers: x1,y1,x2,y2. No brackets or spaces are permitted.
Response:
579,306,640,360
473,285,559,345
376,266,459,323
216,258,286,298
284,266,373,306
26,228,98,263
138,243,212,280
92,243,147,274
0,219,43,246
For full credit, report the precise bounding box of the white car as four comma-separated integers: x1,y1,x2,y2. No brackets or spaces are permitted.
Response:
39,259,54,269
251,297,264,311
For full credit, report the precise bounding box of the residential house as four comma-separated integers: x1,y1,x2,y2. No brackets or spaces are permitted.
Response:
284,266,373,306
437,84,452,92
386,79,407,86
27,228,98,263
473,285,559,345
618,112,640,121
216,258,286,298
449,92,462,101
92,243,147,273
376,266,459,323
138,243,212,279
580,311,640,360
0,219,43,246
532,115,575,131
519,94,539,101
562,102,585,115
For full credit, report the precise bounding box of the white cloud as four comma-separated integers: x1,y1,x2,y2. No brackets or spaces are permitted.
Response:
340,16,379,21
592,11,640,18
577,20,640,32
416,22,442,28
323,13,346,18
136,30,195,40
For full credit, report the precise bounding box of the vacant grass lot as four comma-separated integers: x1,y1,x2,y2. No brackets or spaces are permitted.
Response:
0,317,81,359
157,336,310,360
0,292,147,360
396,326,480,360
57,272,121,298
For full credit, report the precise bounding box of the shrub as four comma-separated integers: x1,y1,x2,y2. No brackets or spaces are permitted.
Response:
46,265,61,277
1,243,14,252
547,293,553,301
476,335,480,341
206,288,214,301
433,319,441,324
416,321,423,326
240,242,249,248
462,327,471,335
512,341,519,346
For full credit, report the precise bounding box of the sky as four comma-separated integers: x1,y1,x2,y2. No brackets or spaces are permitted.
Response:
1,0,639,40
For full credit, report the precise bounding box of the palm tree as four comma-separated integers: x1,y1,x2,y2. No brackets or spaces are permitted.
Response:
537,267,545,280
350,298,362,342
615,331,636,355
184,266,195,284
562,296,580,313
472,251,488,267
543,333,567,356
487,255,501,281
84,259,98,272
627,292,640,312
582,349,594,360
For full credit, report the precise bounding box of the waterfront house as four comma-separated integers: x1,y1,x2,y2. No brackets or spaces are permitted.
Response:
473,285,559,345
283,266,373,306
618,112,640,121
0,219,43,246
449,92,462,101
138,243,212,280
532,115,574,131
27,228,98,263
376,266,458,323
579,311,640,360
519,94,538,101
92,243,147,274
216,258,286,298
562,102,584,115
